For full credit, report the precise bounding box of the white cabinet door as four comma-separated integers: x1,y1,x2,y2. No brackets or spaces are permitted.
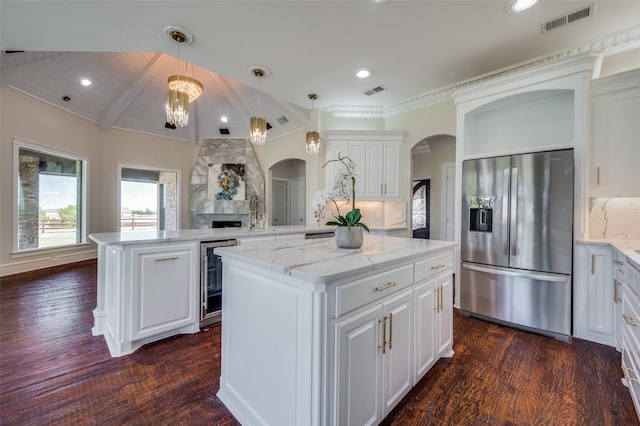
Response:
583,245,616,346
131,242,198,340
413,281,436,382
364,142,384,199
435,274,454,357
364,142,402,200
335,305,382,426
382,290,413,416
590,69,640,196
382,142,401,199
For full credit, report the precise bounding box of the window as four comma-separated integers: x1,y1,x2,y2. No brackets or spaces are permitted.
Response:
14,141,87,251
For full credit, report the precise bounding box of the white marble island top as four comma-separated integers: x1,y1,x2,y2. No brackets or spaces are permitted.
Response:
214,234,457,283
88,224,336,246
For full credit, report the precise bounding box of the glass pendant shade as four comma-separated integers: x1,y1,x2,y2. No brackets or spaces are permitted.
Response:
250,116,267,145
165,89,190,127
306,131,320,153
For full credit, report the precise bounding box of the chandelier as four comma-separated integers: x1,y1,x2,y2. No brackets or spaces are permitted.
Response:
165,29,203,127
249,67,267,145
306,93,320,154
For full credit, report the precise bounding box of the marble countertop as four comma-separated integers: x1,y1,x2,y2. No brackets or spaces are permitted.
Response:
214,234,457,283
578,238,640,270
89,225,337,246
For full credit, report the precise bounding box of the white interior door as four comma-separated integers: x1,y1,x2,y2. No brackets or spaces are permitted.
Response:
291,178,305,225
271,178,288,226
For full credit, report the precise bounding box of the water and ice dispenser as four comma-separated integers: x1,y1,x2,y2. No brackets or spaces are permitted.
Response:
467,196,495,233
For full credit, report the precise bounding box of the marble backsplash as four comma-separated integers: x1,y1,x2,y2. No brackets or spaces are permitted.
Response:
316,200,407,229
589,197,640,240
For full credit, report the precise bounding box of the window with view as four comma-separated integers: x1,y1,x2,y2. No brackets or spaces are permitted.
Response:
15,142,87,251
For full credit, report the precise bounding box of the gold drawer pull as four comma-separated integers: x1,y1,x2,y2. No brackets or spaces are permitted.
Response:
375,282,398,292
614,260,624,266
430,264,446,270
622,365,638,382
614,279,622,304
155,256,179,262
623,314,640,327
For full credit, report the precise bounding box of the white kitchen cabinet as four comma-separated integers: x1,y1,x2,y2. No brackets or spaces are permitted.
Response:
336,288,413,424
577,244,616,346
237,232,305,246
590,68,640,197
324,131,405,201
435,273,454,357
131,243,199,340
102,241,200,356
620,256,640,420
614,250,628,349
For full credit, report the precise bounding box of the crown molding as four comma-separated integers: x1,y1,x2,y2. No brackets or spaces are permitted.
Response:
329,26,640,119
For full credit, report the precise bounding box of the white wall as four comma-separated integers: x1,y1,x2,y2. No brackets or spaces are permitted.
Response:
0,88,194,276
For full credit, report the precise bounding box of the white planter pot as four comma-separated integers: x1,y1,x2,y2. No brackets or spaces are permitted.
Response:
334,226,363,249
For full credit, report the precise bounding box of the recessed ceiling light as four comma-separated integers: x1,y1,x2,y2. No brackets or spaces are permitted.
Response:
507,0,540,14
220,116,228,123
80,78,92,87
354,68,373,79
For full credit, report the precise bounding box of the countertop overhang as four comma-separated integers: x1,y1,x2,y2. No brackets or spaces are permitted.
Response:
214,235,457,283
577,239,640,269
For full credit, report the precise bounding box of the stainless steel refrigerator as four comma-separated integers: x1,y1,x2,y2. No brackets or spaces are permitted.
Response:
460,149,574,340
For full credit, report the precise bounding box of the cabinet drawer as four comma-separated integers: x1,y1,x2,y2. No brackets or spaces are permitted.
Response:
415,252,453,283
335,265,413,318
622,326,640,418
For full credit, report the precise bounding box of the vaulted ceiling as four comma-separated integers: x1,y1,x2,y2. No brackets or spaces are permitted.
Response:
1,1,639,144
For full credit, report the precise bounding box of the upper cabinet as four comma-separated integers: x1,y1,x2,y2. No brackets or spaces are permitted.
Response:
590,69,640,197
324,131,405,201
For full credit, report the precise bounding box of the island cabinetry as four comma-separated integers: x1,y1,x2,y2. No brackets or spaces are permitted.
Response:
236,232,305,246
335,286,413,425
101,241,200,357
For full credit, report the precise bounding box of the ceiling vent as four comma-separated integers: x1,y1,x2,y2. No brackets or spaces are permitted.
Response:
541,3,594,33
364,85,386,96
219,128,230,135
276,116,288,126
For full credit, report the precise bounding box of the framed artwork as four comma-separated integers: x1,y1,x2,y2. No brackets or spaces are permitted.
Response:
208,163,246,201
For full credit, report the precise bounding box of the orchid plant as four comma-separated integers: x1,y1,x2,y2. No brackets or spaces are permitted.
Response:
320,153,370,232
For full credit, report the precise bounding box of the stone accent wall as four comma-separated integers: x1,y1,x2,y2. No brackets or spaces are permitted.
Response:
18,155,40,249
159,171,177,231
191,138,265,229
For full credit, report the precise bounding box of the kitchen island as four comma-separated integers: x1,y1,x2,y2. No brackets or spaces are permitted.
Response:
214,235,456,426
89,225,338,357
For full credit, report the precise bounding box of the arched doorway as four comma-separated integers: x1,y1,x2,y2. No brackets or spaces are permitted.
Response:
269,159,306,226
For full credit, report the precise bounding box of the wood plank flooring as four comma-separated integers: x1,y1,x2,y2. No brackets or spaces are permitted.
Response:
1,260,638,425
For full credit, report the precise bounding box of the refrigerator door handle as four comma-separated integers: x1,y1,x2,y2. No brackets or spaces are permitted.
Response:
502,168,510,256
462,263,568,283
510,167,518,257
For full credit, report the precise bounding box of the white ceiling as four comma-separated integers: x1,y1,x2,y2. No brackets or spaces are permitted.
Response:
1,1,639,144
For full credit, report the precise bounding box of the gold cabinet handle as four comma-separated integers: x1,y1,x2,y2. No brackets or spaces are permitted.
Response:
622,365,638,382
623,314,640,327
591,254,595,275
388,312,393,350
155,256,179,262
614,279,622,303
375,282,398,292
431,264,446,270
614,260,624,266
597,166,600,186
379,315,387,354
440,285,444,312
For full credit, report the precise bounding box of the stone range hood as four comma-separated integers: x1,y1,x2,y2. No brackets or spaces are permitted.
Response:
190,138,264,229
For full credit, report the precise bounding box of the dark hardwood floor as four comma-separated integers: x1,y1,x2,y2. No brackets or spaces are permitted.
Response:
1,260,638,425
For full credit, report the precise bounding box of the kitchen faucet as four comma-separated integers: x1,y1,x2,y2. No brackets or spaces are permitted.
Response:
248,194,258,230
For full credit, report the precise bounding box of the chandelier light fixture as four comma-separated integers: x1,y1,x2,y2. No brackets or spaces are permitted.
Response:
306,93,320,154
165,28,203,127
249,67,267,145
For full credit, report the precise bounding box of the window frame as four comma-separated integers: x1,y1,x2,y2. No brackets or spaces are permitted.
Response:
12,139,89,254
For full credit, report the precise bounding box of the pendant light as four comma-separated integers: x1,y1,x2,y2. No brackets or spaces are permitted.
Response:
249,67,267,145
306,93,320,154
164,28,203,127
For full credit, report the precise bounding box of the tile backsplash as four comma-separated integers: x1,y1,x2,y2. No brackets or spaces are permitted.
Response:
589,197,640,240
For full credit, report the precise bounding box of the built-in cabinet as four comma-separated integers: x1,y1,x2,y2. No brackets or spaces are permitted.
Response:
324,131,404,201
620,253,640,419
103,241,200,356
590,69,640,197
